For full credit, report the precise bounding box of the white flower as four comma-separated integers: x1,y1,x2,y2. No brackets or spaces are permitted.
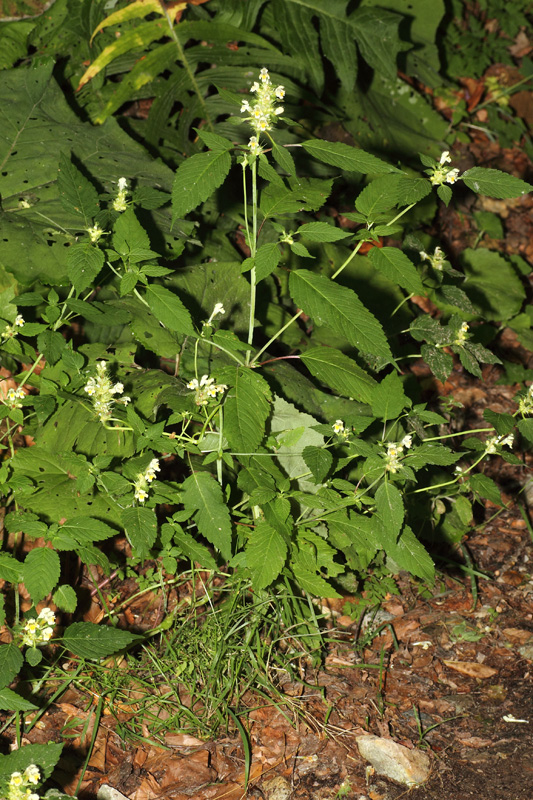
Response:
454,321,469,345
428,152,462,188
333,419,345,434
84,362,127,424
248,136,261,155
401,434,413,449
446,168,460,184
187,374,227,406
87,223,105,243
275,86,285,100
485,433,514,455
420,246,446,271
240,68,285,138
14,315,25,327
20,610,55,648
135,487,149,503
113,178,129,212
439,151,451,165
117,177,128,191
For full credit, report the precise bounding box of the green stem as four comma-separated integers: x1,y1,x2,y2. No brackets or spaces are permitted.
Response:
411,452,486,494
251,308,304,364
246,159,258,363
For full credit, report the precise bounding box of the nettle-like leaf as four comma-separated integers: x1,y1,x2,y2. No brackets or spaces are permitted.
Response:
62,622,141,660
22,548,60,606
300,347,376,405
0,643,23,690
246,522,287,590
371,372,409,420
368,247,424,295
172,149,232,223
289,270,392,362
0,743,63,784
181,471,232,560
223,368,272,453
461,167,533,199
301,139,400,175
121,507,158,560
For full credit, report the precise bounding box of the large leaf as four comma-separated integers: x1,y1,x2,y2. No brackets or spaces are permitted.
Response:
387,525,434,583
172,149,232,222
461,248,524,321
121,507,158,559
145,284,196,336
0,643,24,690
368,247,424,295
223,368,271,452
62,622,141,659
371,372,409,420
22,548,60,606
289,270,392,361
182,471,232,560
300,346,376,404
375,482,404,547
301,139,399,175
461,167,533,199
246,522,287,590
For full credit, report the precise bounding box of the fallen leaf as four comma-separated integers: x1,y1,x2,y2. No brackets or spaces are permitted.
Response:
442,660,497,679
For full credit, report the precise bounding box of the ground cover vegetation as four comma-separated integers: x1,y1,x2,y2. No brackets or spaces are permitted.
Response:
0,0,532,797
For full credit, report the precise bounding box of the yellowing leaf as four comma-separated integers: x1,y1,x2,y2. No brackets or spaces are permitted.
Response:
90,0,185,44
443,660,497,679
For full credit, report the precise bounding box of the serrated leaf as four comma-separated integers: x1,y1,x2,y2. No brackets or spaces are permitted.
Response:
375,482,404,544
67,243,105,293
387,525,434,583
439,285,478,313
0,687,39,711
289,270,392,361
254,242,281,282
461,167,533,199
291,561,341,598
195,128,234,152
0,643,23,690
483,409,515,435
297,221,352,242
246,522,287,590
301,139,399,175
351,6,403,83
113,207,158,264
518,418,533,445
300,346,376,404
355,175,401,219
223,368,271,452
60,516,117,544
396,176,432,205
371,372,409,420
0,552,24,583
470,474,502,506
302,445,333,483
368,247,423,294
145,284,196,336
320,15,357,90
421,344,453,382
172,524,217,569
121,507,158,560
271,141,295,175
407,443,461,466
23,547,60,606
62,622,141,659
271,0,323,94
53,584,77,613
36,330,65,366
0,742,62,782
182,471,232,560
57,152,99,223
172,149,232,222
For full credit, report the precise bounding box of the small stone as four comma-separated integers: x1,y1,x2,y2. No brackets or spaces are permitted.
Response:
356,735,431,786
519,643,533,660
262,775,292,800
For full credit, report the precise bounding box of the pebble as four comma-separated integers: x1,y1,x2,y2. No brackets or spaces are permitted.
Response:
356,735,431,786
518,643,533,660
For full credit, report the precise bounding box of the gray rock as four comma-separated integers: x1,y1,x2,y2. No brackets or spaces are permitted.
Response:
356,735,431,786
518,643,533,660
97,786,130,800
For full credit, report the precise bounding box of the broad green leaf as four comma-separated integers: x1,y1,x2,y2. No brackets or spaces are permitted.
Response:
406,443,462,467
58,152,99,223
89,0,172,42
396,176,432,205
119,296,180,358
254,242,281,282
62,622,141,659
291,560,341,598
289,270,392,361
23,548,60,606
246,522,287,590
121,507,158,559
270,396,324,494
320,15,357,90
368,247,424,295
375,482,404,544
0,688,39,712
371,372,409,420
171,524,217,569
328,511,380,565
0,742,62,782
223,368,271,453
172,149,232,222
301,139,399,175
113,208,158,264
271,0,323,94
461,248,524,321
421,344,453,382
0,553,23,584
195,129,234,152
36,330,65,365
483,409,515,435
0,643,23,690
53,584,78,613
300,346,376,404
387,525,434,583
470,474,502,506
461,167,533,199
518,418,533,446
66,242,103,293
302,445,333,484
355,175,401,219
145,284,196,336
297,221,352,242
351,6,402,82
61,517,117,544
271,141,296,175
182,471,232,560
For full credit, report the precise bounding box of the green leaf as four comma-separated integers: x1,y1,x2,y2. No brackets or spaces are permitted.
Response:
437,184,452,206
254,242,281,282
461,167,533,199
271,0,323,94
470,474,502,506
0,687,39,712
320,15,357,90
301,139,399,175
0,742,62,782
396,176,432,206
182,471,232,560
483,409,515,436
518,418,533,446
270,396,324,494
195,129,234,152
22,547,60,606
57,152,99,223
53,584,77,613
36,330,66,366
289,270,392,361
246,522,287,590
171,524,217,569
302,445,333,483
121,507,158,560
112,208,158,264
223,368,271,453
368,247,424,295
145,284,196,336
172,149,232,222
0,643,23,690
67,243,105,293
421,344,453,382
355,175,401,219
296,221,352,242
407,443,462,466
271,141,296,175
387,525,434,583
375,482,404,544
0,552,23,583
300,346,377,404
291,561,341,598
461,248,524,321
371,372,409,420
62,622,141,659
351,6,403,83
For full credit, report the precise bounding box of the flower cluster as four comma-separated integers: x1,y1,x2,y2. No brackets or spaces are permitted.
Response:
518,384,533,416
20,608,56,648
332,419,349,438
87,223,105,243
113,177,129,212
420,246,446,271
133,458,160,503
240,67,285,144
484,433,514,455
454,321,469,345
385,434,413,473
187,374,227,406
429,151,461,187
7,764,41,800
3,386,25,409
84,361,130,423
203,302,226,327
1,315,25,340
